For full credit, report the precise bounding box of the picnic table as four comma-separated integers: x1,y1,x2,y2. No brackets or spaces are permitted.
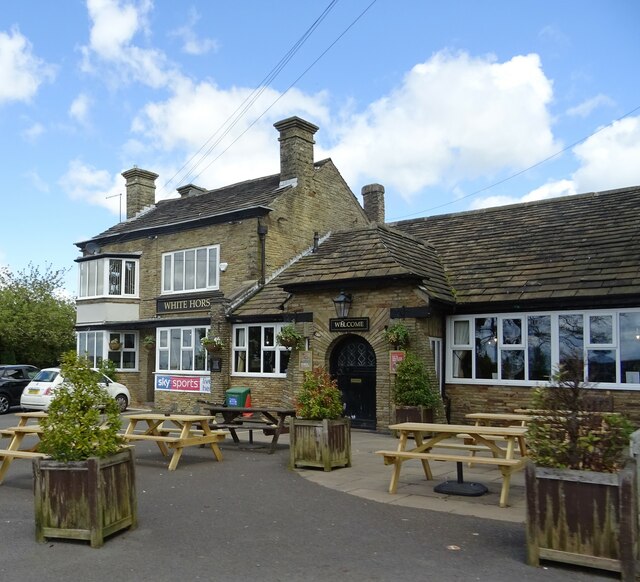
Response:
199,402,295,454
376,422,527,507
121,413,225,470
465,412,531,426
0,412,47,484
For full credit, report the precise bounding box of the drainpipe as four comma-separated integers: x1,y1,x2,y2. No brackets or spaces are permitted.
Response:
257,223,268,285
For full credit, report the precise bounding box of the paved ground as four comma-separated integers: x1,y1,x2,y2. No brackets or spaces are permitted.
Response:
0,411,615,582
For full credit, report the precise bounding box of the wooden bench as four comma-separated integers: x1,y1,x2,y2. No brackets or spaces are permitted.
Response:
376,450,522,467
0,449,47,459
121,434,181,443
375,449,524,507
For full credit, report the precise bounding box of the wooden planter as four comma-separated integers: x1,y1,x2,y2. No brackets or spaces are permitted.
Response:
395,405,433,424
33,447,137,548
525,459,638,580
289,418,351,472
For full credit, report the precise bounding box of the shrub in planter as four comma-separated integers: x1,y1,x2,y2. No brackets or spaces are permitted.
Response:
525,356,637,579
393,352,441,424
289,367,351,471
34,352,137,548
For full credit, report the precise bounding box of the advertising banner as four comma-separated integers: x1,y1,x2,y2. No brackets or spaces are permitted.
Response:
154,374,211,393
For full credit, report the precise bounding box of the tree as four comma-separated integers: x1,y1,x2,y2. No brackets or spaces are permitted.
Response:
0,264,76,367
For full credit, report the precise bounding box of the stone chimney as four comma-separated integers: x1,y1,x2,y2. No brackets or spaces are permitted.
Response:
273,117,319,183
362,184,385,223
122,167,159,219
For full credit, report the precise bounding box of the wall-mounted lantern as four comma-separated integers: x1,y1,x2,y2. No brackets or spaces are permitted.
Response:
332,290,352,319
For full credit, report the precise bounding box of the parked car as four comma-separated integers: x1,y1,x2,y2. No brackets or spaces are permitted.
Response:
21,367,130,412
0,365,40,414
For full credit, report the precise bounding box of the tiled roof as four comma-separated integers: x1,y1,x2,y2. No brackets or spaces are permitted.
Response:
392,185,640,307
88,174,285,241
232,224,454,316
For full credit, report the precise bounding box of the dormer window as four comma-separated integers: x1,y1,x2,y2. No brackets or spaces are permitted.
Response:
162,245,219,294
78,257,139,298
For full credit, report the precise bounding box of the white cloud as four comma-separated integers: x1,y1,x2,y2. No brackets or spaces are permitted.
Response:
69,93,92,124
470,179,576,210
81,0,182,89
566,94,615,118
131,79,329,196
59,159,124,214
0,27,55,104
22,122,45,142
572,116,640,192
324,51,559,200
170,7,219,56
25,170,50,193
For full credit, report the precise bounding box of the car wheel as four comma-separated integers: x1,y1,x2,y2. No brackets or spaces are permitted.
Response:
115,394,128,412
0,394,10,415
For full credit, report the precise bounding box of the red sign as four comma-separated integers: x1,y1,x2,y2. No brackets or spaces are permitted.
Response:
389,351,406,374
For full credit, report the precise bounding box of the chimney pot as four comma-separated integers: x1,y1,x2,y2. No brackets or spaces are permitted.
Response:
362,184,385,224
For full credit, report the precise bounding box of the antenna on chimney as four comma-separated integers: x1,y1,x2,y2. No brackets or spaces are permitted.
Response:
106,192,123,222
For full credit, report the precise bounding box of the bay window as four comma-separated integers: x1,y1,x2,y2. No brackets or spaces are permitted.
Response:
77,330,137,370
447,309,640,388
78,257,138,298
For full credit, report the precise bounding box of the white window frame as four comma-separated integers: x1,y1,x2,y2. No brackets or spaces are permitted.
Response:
156,326,209,373
232,323,291,378
77,330,138,371
446,308,640,389
78,257,139,299
161,245,220,295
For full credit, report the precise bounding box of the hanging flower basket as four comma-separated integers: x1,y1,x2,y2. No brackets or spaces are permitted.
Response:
276,325,304,350
201,333,224,353
109,339,122,351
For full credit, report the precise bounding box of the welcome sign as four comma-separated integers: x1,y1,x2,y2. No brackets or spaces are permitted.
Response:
329,317,370,332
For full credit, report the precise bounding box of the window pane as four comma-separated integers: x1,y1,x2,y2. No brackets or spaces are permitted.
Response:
170,329,181,369
528,315,551,381
589,315,613,344
501,350,524,380
264,327,275,347
620,312,640,383
475,317,497,379
453,320,470,345
208,247,218,288
182,329,192,348
588,349,615,382
88,260,97,296
109,259,122,295
453,350,472,378
196,248,207,288
502,318,522,345
235,350,247,372
248,326,262,373
163,255,172,291
79,263,88,297
235,328,246,348
184,250,195,290
96,258,104,295
124,261,136,294
279,350,290,374
559,314,584,372
263,351,276,373
122,351,136,369
123,333,135,349
173,252,184,291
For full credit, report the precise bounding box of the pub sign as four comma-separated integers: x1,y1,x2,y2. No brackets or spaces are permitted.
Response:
329,317,369,332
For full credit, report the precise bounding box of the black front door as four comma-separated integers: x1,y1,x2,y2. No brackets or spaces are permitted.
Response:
330,336,376,430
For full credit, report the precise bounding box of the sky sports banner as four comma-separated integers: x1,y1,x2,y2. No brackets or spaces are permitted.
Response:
155,375,211,393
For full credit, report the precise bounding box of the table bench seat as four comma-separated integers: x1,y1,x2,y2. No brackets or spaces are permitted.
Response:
375,450,522,467
431,441,508,454
122,434,182,443
0,449,47,459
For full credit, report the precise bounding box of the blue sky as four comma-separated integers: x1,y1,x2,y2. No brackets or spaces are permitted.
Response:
1,0,639,295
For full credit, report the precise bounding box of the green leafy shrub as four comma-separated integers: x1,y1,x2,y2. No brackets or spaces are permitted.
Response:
39,352,124,462
527,357,634,472
394,352,440,408
295,367,343,420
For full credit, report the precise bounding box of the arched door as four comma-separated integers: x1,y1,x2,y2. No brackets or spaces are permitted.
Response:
330,335,376,430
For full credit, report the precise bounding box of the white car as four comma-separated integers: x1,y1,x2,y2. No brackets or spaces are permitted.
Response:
21,367,130,412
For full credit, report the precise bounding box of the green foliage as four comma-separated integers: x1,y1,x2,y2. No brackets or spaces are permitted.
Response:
0,263,76,367
39,352,124,462
142,334,157,348
384,322,410,349
295,367,343,420
527,358,635,472
201,332,224,350
97,358,118,383
276,324,305,350
394,352,440,408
